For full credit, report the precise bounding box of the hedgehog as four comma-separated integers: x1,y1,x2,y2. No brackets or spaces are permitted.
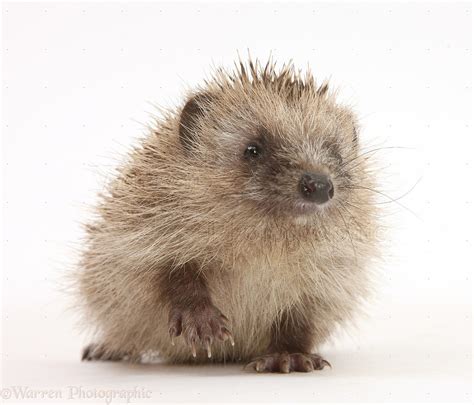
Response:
76,59,379,373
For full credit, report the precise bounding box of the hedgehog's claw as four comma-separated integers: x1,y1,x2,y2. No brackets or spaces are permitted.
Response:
190,338,197,358
205,337,212,358
221,327,235,346
169,326,179,346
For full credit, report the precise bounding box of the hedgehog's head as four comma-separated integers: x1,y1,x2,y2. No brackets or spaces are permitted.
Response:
177,60,370,221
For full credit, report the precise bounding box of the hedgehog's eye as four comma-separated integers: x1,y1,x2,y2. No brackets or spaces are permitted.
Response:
244,144,261,159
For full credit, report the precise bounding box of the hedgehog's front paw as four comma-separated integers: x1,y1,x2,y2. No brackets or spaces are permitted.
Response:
245,352,331,373
168,304,234,358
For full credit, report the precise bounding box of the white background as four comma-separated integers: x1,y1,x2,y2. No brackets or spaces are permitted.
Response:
1,1,472,403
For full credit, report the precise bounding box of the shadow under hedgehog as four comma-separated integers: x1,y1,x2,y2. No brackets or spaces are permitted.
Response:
75,59,380,373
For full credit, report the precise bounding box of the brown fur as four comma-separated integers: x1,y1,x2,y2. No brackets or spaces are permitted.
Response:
268,297,315,353
73,58,380,368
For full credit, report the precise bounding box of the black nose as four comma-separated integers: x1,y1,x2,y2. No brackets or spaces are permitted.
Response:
299,173,334,204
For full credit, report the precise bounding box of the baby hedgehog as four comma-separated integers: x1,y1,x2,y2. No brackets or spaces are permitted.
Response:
77,59,379,373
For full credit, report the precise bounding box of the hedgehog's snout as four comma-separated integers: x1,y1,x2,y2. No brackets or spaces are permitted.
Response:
298,172,334,204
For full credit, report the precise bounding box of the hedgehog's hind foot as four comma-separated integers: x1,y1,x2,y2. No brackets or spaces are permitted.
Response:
245,352,331,373
81,343,131,362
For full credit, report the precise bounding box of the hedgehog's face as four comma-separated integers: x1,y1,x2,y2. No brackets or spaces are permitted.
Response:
179,90,361,219
236,128,337,216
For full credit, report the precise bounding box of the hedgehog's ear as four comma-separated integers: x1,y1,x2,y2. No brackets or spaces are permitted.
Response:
179,92,214,151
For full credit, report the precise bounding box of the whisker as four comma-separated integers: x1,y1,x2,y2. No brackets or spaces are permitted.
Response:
341,185,420,220
375,176,422,205
338,146,413,172
334,203,358,265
